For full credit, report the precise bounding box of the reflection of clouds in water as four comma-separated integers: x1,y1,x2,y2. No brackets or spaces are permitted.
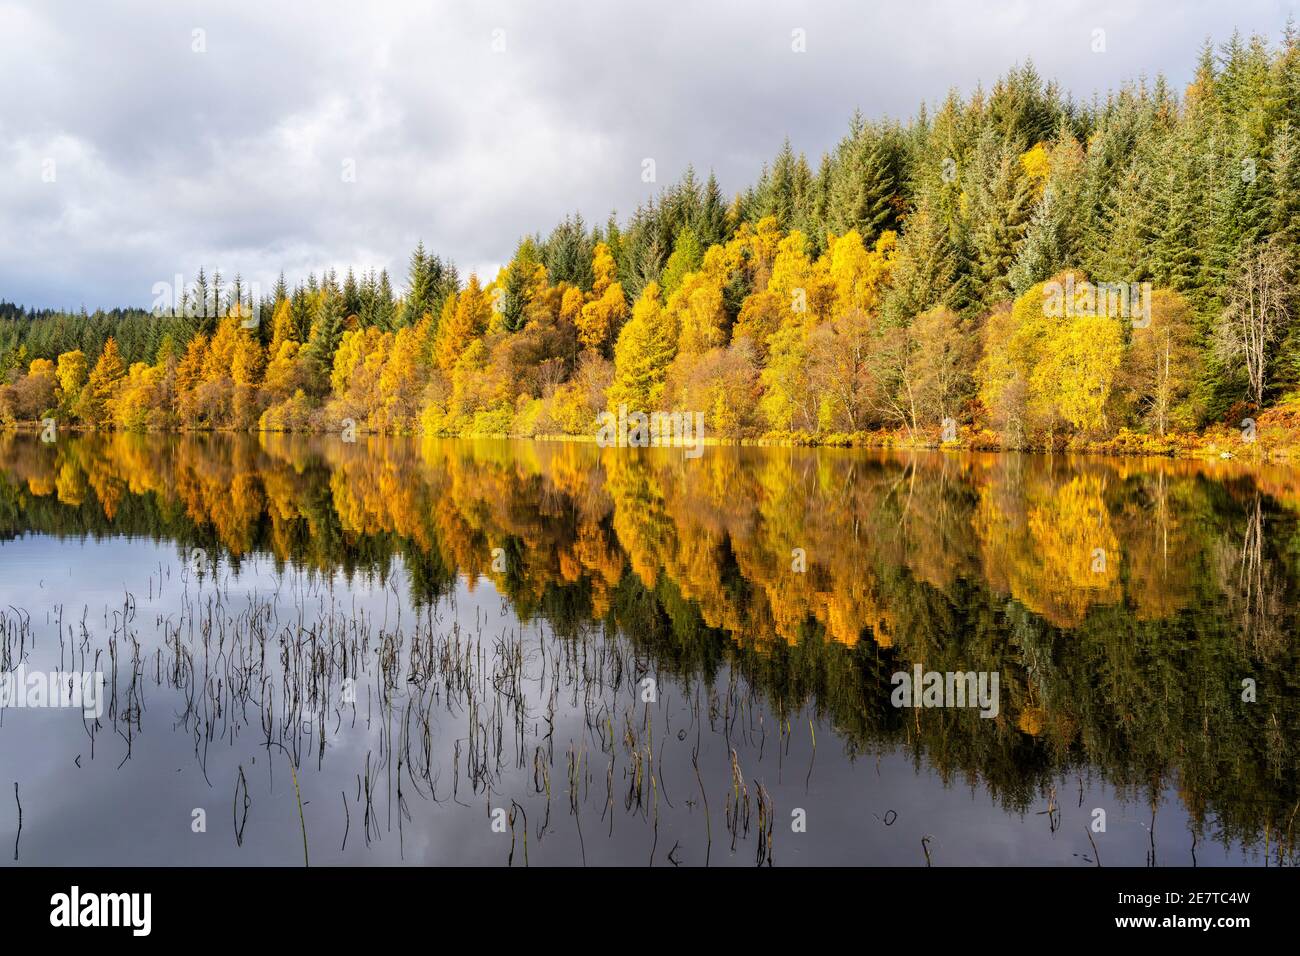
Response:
0,434,1295,865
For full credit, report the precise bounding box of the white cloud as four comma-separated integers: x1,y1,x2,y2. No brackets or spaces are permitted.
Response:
0,0,1293,308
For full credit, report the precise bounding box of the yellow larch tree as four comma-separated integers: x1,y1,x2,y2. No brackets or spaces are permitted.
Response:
76,337,126,426
578,243,629,352
607,282,677,413
434,275,491,376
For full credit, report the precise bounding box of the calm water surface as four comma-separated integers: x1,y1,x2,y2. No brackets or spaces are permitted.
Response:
0,432,1297,866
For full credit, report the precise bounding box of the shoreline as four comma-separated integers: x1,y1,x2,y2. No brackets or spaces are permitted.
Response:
2,420,1292,464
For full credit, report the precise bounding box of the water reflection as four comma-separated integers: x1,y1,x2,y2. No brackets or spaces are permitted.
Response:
0,432,1296,865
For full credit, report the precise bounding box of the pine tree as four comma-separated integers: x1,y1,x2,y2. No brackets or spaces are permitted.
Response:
801,154,834,251
303,292,344,392
883,197,959,325
541,215,594,290
608,282,675,411
1268,122,1300,248
342,268,361,319
375,270,397,331
967,133,1035,307
210,269,224,322
699,172,729,249
1008,187,1067,295
828,117,899,245
194,267,211,333
1148,144,1203,293
500,237,544,332
765,139,799,230
405,240,433,326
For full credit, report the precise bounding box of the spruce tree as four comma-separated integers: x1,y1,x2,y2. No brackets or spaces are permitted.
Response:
699,172,729,249
828,119,899,244
303,291,344,392
883,197,959,325
404,240,433,326
967,133,1034,307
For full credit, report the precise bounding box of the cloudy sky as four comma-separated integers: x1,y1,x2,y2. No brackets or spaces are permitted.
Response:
1,0,1296,310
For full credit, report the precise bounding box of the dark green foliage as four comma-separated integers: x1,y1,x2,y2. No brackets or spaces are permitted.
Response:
540,214,595,291
403,241,458,329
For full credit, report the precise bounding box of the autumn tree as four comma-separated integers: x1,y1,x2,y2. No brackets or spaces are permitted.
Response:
1031,310,1126,433
6,359,57,420
1213,239,1294,407
807,306,880,432
75,337,126,426
660,227,704,298
667,252,726,356
731,290,784,362
608,282,676,413
578,243,629,353
759,310,817,433
434,276,491,376
55,350,88,417
1119,289,1200,434
907,305,976,428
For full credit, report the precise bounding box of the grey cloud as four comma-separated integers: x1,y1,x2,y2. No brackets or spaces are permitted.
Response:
0,0,1292,309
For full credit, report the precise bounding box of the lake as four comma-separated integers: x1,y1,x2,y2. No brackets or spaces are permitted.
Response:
0,431,1296,866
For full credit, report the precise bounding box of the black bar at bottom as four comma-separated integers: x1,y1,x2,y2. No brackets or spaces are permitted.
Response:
0,865,1280,940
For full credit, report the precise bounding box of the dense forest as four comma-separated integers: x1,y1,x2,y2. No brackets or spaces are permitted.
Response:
4,31,1300,450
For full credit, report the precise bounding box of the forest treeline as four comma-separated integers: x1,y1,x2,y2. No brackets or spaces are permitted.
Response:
4,31,1300,448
